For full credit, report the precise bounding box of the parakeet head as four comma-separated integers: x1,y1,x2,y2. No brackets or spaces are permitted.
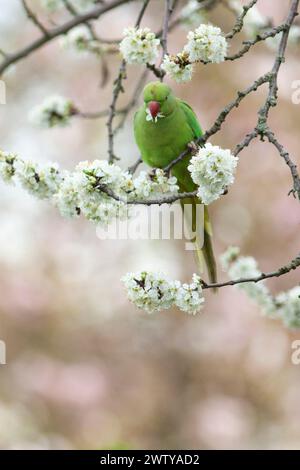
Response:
143,81,176,121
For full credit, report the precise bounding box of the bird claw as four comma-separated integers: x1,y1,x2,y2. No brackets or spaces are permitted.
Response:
187,141,199,155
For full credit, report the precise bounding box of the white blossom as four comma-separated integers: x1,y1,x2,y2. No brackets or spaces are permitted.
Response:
276,287,300,329
184,24,228,63
222,250,275,316
221,248,300,326
29,95,74,128
161,53,193,83
0,150,17,183
53,173,81,218
122,271,204,314
119,27,160,65
14,159,62,199
145,107,165,123
227,255,260,279
0,152,180,226
132,169,179,200
180,0,208,29
175,274,205,314
188,143,238,205
74,160,131,226
220,246,240,270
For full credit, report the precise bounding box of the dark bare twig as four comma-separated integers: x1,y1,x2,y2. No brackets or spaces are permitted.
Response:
106,0,150,163
163,72,271,173
69,70,149,122
61,0,110,87
226,23,288,61
22,0,49,36
0,0,132,76
160,0,175,63
201,253,300,290
226,0,259,39
115,69,149,134
96,183,198,206
233,130,258,156
107,59,127,163
128,157,143,175
265,129,300,199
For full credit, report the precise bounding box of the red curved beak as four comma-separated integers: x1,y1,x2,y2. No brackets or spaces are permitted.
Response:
148,101,160,118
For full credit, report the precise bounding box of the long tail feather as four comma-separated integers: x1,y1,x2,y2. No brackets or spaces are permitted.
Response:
180,196,217,285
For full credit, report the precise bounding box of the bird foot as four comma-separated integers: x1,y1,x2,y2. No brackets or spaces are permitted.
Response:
187,141,199,155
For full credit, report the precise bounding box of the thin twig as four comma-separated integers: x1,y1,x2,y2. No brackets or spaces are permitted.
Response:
226,0,259,39
0,0,132,76
163,72,271,173
160,0,174,64
106,0,150,163
202,253,300,290
22,0,50,36
96,184,198,205
265,129,300,199
226,23,288,61
114,69,149,134
128,157,143,175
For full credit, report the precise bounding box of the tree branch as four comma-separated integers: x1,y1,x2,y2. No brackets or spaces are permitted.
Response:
22,0,50,36
201,253,300,290
0,0,133,76
226,0,259,39
106,0,150,163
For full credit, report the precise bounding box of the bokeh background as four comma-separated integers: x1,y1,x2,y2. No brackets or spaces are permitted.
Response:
0,0,299,450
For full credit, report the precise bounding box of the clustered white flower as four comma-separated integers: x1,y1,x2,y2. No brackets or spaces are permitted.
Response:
41,0,96,12
276,287,300,329
0,151,179,226
122,271,204,314
119,22,227,82
221,247,300,328
0,151,17,183
161,52,193,83
54,164,179,223
188,143,238,205
133,169,179,199
145,108,165,123
29,95,75,128
225,252,275,316
184,24,228,63
119,27,160,65
0,150,62,199
71,160,130,226
52,173,81,218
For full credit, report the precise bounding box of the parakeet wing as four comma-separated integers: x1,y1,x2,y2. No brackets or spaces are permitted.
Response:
177,99,202,139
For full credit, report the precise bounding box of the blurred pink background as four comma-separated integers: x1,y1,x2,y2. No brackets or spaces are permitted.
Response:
0,0,299,449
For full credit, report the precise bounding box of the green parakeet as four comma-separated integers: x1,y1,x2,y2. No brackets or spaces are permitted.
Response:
134,81,217,283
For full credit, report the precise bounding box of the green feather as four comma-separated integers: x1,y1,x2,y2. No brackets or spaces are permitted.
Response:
134,82,217,284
